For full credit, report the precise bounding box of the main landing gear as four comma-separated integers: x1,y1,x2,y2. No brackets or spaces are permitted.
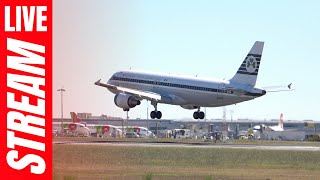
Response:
193,108,205,119
150,101,162,119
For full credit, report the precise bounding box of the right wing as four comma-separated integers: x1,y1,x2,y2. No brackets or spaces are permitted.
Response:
94,79,162,101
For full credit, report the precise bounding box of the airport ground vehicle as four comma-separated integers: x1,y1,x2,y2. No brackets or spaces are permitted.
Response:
172,129,192,139
125,132,140,138
240,135,248,140
132,126,155,138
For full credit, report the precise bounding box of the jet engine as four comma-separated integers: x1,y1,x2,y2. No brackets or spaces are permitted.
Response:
114,93,141,109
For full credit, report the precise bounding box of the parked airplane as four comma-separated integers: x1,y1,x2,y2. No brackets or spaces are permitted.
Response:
95,41,291,119
86,124,122,138
52,122,91,136
253,113,284,131
69,112,126,137
52,112,90,136
266,113,284,131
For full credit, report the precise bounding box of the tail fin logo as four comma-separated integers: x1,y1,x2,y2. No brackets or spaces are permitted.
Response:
280,113,284,129
246,56,257,73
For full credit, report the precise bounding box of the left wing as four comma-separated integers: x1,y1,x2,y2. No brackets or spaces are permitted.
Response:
94,79,162,101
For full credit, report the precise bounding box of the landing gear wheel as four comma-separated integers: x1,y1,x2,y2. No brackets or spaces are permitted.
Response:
193,112,199,119
156,111,162,119
150,111,156,119
193,111,205,119
150,101,162,119
150,111,162,119
199,111,205,119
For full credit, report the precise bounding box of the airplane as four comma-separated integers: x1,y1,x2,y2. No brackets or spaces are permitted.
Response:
52,122,91,136
253,113,284,131
86,124,122,138
266,113,284,131
95,41,291,119
52,112,91,136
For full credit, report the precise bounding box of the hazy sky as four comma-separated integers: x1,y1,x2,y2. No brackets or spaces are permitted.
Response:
53,1,320,121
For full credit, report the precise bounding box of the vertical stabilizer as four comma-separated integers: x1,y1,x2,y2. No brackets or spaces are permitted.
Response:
230,41,264,86
279,113,284,129
70,112,81,123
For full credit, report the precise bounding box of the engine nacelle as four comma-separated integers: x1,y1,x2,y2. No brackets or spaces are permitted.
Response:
180,105,198,110
114,93,141,109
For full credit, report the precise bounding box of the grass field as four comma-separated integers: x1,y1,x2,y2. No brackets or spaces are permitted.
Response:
53,142,320,180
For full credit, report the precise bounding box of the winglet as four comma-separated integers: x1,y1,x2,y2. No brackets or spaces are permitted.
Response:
94,79,117,89
94,79,101,85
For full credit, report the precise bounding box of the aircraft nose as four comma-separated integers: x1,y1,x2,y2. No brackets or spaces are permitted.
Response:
262,90,266,95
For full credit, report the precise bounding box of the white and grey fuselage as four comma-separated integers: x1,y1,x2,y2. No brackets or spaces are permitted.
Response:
107,70,265,108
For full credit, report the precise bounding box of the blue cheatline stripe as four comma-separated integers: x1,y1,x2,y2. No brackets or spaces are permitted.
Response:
236,71,258,75
242,59,261,63
241,60,261,65
240,64,260,68
246,56,261,59
111,76,235,94
238,68,259,72
247,53,262,57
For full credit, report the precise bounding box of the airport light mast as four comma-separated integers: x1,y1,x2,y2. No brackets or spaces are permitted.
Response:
222,107,227,139
230,110,234,130
147,100,149,131
57,88,66,120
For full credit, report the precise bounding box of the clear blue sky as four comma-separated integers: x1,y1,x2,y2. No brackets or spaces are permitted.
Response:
53,1,320,121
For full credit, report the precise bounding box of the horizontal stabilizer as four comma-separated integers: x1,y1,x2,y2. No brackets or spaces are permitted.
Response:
263,83,295,92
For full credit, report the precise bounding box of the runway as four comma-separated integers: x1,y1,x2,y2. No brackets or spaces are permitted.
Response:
54,140,320,151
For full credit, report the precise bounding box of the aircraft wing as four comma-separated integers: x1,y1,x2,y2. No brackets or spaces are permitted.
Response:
94,79,162,101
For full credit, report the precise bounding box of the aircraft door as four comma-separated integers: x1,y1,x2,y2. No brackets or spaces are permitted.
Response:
153,79,160,89
217,83,226,99
115,72,123,86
